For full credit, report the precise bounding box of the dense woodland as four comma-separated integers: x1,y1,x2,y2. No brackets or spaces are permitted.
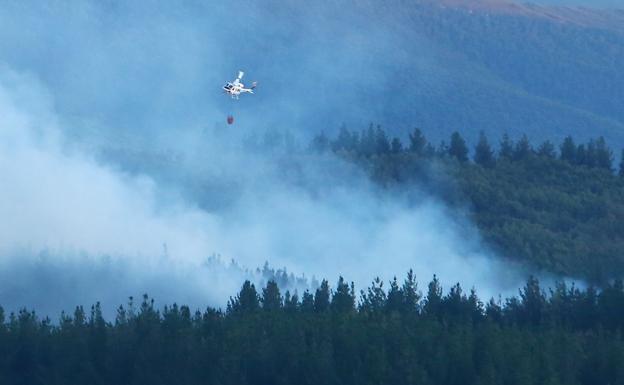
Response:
6,130,624,383
2,274,624,385
305,126,624,283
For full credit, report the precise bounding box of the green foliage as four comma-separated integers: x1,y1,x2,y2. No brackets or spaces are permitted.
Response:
2,274,624,384
474,131,495,168
449,132,469,163
317,127,624,283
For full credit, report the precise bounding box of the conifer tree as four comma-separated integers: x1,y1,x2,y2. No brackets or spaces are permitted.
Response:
262,280,282,311
560,136,576,163
408,128,427,155
300,290,315,312
386,277,403,313
448,132,469,162
585,139,597,168
474,131,495,168
595,137,613,171
537,140,556,158
513,134,532,161
229,281,260,314
331,277,355,313
283,291,299,313
499,133,514,160
423,275,443,317
402,270,421,313
359,124,377,156
576,144,587,166
375,126,391,154
390,137,403,154
332,125,356,152
519,276,546,326
314,280,330,312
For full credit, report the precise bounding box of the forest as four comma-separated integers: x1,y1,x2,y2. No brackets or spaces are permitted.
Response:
2,274,624,385
5,129,624,384
304,126,624,283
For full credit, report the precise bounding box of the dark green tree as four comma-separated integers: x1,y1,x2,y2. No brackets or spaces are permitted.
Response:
423,275,443,317
228,281,260,314
537,140,556,158
375,126,391,154
408,128,427,155
402,269,421,314
300,290,315,312
390,137,403,154
595,137,613,171
331,277,355,313
513,134,532,161
262,280,282,311
314,280,330,312
474,131,495,168
499,133,514,160
560,136,577,163
448,132,469,162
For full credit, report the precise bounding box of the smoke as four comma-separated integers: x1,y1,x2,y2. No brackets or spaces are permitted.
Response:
0,1,536,318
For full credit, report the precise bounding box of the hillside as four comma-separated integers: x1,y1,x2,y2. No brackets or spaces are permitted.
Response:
1,1,623,148
309,127,624,283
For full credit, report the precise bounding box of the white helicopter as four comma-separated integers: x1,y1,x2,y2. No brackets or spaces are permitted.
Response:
222,71,256,99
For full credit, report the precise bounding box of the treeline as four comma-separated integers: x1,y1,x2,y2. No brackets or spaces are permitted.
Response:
2,274,624,385
307,127,624,283
311,126,622,174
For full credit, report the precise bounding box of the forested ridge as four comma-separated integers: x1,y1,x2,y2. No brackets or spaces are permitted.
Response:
306,127,624,283
2,274,624,385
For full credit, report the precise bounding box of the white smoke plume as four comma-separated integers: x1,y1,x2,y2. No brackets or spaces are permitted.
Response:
0,2,540,318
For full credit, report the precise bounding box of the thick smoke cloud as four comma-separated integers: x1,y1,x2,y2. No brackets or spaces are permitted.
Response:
0,1,537,318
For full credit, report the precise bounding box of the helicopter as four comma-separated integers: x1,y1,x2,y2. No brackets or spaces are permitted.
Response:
222,71,256,99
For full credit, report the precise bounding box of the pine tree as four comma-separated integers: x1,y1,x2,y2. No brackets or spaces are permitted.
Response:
300,290,315,312
537,141,556,159
499,133,514,160
595,137,613,171
262,280,282,311
332,125,356,152
513,134,532,161
386,277,403,313
360,277,386,312
560,136,576,163
375,126,391,154
448,132,469,162
331,277,355,313
360,124,377,156
474,131,495,168
228,281,260,314
314,280,330,312
423,275,443,317
408,128,427,155
585,139,597,168
402,270,421,314
576,144,587,166
283,291,299,313
519,276,546,327
390,137,403,154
